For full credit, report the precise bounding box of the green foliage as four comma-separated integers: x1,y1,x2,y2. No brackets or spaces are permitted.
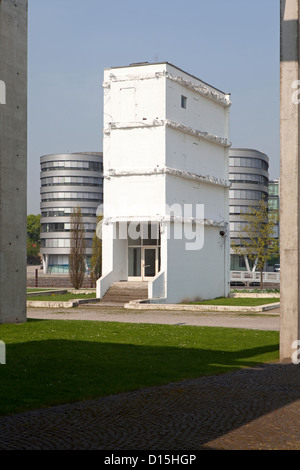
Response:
27,293,96,301
27,214,41,244
90,216,103,283
69,208,86,290
27,214,41,264
27,239,40,259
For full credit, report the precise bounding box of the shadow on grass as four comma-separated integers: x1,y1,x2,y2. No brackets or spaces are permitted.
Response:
0,338,278,417
4,334,300,449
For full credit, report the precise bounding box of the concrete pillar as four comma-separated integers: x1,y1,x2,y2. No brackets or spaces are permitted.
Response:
280,0,300,361
0,0,28,323
42,254,49,275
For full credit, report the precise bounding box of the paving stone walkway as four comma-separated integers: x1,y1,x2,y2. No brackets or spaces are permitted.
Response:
1,363,300,450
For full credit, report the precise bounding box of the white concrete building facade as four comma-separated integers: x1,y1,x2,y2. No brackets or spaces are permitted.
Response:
229,148,269,272
40,152,103,274
97,62,231,303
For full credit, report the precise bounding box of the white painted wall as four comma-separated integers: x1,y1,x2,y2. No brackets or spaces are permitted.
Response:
166,83,228,139
99,62,231,301
165,225,229,303
107,126,166,172
166,127,228,180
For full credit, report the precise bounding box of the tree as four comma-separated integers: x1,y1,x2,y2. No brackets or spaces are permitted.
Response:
69,208,86,290
27,214,41,264
90,216,103,284
231,198,279,290
27,240,40,265
27,214,41,244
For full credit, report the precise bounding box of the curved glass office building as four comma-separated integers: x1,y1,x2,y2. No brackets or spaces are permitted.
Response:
229,148,269,271
40,152,103,273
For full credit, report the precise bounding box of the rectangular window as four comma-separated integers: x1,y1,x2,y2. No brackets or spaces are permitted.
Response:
269,199,279,211
181,95,187,109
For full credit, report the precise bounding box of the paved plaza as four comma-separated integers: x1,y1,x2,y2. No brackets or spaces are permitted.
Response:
1,360,300,450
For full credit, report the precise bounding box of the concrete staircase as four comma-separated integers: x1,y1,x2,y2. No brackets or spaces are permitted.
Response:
101,281,148,305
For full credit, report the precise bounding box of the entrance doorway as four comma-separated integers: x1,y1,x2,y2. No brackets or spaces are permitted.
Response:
143,247,157,279
128,223,161,281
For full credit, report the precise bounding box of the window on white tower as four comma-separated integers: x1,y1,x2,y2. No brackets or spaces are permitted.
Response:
181,95,187,109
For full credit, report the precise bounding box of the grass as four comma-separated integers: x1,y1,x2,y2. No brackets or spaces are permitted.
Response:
0,319,279,416
27,293,96,302
188,297,280,306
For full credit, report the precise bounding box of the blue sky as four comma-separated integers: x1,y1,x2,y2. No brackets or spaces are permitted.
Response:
28,0,280,214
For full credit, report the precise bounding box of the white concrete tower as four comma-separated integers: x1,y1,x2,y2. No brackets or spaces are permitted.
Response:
98,62,231,304
0,0,28,323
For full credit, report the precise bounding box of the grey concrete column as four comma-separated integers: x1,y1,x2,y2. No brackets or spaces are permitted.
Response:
280,0,300,361
0,0,28,323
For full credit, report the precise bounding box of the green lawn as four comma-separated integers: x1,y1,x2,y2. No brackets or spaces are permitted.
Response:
189,297,279,306
27,293,96,302
0,320,279,416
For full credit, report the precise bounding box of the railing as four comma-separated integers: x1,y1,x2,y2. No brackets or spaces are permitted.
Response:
230,271,280,285
27,271,95,289
96,270,115,299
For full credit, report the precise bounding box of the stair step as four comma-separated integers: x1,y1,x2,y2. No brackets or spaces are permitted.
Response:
101,281,148,304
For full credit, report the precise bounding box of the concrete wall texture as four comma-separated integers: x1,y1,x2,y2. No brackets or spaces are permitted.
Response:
280,0,300,361
0,0,28,323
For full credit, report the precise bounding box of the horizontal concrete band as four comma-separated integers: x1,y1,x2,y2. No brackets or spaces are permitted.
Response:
27,298,100,309
103,69,231,106
124,301,280,313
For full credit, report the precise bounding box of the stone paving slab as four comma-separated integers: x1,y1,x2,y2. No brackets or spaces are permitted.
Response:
1,363,300,450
